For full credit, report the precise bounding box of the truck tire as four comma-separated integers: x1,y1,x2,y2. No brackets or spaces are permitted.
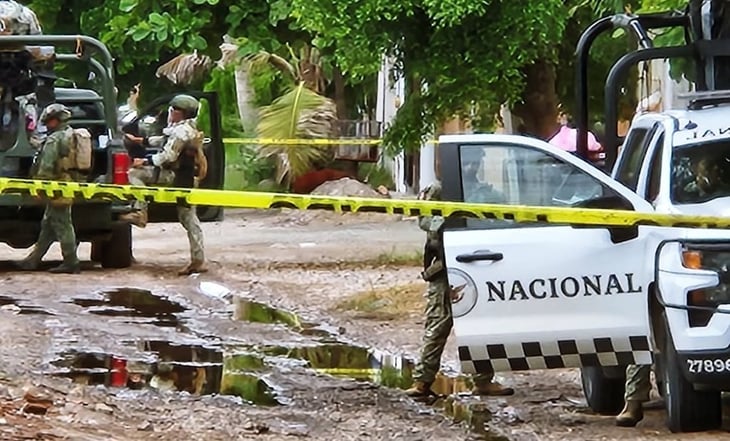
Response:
663,337,721,433
580,366,626,415
100,222,132,269
90,240,103,263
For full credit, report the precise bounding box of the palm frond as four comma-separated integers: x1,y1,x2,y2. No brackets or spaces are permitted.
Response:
156,51,213,85
256,82,337,184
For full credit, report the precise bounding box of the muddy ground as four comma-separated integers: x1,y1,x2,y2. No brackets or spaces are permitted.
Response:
0,209,728,440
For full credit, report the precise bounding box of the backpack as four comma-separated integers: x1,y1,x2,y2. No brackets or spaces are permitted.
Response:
60,128,93,172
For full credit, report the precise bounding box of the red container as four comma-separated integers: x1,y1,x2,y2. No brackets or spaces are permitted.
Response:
112,152,130,185
109,356,128,387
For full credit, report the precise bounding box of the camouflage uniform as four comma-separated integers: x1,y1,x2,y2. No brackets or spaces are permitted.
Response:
122,95,206,275
19,104,79,274
616,365,651,426
406,180,513,397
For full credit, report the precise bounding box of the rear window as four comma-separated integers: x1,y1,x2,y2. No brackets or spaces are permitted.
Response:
671,139,730,204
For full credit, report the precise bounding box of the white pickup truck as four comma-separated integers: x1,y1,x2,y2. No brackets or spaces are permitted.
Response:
440,99,730,433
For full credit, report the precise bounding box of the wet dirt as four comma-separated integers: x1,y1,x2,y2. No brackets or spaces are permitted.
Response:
70,288,186,328
0,294,53,315
0,209,726,440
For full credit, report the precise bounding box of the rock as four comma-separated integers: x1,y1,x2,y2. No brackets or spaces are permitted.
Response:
94,403,114,415
137,421,154,431
558,412,587,426
310,178,383,198
243,421,269,434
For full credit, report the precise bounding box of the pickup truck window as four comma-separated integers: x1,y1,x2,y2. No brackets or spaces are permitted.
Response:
671,139,730,204
615,127,652,191
459,143,625,208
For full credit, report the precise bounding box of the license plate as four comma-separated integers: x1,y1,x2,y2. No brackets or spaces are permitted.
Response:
686,358,730,374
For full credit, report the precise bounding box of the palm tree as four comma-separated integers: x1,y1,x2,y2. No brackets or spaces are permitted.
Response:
155,50,213,85
256,82,337,186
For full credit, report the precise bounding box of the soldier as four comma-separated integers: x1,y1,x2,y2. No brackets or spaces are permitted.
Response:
121,95,207,275
405,148,513,399
616,365,651,426
17,104,80,274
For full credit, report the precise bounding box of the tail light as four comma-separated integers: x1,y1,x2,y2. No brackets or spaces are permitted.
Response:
112,151,130,185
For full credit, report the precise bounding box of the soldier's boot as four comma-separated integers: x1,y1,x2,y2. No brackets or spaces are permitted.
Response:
615,401,644,427
472,381,515,396
50,240,81,274
17,238,53,271
120,209,148,228
17,257,41,271
178,260,207,276
49,262,81,274
404,381,436,399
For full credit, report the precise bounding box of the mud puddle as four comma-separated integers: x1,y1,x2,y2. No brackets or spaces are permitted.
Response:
234,299,512,438
234,298,341,338
49,341,282,406
70,288,186,327
0,294,53,315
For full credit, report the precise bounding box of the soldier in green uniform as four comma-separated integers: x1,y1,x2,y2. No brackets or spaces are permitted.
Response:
405,148,513,398
122,95,207,275
18,104,80,274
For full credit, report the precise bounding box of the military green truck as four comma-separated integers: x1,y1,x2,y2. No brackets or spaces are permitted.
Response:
0,34,224,269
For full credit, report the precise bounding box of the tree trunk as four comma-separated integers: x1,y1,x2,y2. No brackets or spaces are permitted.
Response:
233,64,257,134
511,59,560,141
332,66,348,120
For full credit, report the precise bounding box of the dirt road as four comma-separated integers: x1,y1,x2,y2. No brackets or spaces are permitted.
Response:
0,209,727,440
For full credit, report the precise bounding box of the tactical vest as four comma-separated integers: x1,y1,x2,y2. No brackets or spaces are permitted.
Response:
172,130,206,188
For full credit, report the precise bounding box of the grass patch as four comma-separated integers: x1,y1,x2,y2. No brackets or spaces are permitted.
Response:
336,282,426,320
373,248,423,267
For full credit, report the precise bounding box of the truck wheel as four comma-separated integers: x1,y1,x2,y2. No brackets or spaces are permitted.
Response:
580,366,626,415
100,222,132,269
663,338,721,433
90,240,104,263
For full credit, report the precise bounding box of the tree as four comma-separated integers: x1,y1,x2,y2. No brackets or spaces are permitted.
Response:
291,0,572,149
256,83,337,185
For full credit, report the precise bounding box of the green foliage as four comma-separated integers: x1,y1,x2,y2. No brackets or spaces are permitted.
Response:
292,0,569,150
202,64,244,136
224,144,278,190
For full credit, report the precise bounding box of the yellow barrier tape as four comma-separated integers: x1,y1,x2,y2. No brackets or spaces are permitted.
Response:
223,138,383,145
222,138,441,145
1,177,730,229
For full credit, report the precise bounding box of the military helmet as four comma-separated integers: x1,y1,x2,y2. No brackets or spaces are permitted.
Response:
169,94,199,113
39,103,71,124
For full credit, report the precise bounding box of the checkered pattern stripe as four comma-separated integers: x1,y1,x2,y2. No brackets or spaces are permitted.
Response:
458,336,653,373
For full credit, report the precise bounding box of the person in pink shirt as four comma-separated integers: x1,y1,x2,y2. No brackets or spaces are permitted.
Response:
547,111,603,162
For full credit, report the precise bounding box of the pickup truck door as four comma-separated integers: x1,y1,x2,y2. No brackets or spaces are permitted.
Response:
121,91,224,222
440,135,658,374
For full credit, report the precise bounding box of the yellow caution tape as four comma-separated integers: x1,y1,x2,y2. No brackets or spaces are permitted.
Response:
1,177,730,229
223,138,383,145
222,138,441,145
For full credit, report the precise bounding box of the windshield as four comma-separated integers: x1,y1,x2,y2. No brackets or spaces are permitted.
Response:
671,139,730,204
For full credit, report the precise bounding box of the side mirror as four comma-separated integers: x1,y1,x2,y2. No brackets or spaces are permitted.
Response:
570,196,638,243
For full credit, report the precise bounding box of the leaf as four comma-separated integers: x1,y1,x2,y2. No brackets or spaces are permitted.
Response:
119,0,138,13
188,35,208,50
256,82,336,184
156,28,168,42
130,27,152,42
149,12,166,27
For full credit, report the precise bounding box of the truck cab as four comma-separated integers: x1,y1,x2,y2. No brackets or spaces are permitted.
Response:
438,126,730,433
0,35,224,268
